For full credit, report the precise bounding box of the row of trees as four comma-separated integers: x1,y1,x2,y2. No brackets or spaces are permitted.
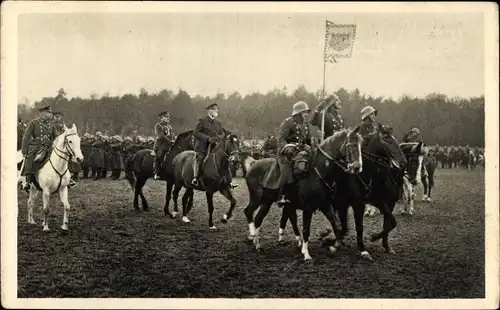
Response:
18,86,485,146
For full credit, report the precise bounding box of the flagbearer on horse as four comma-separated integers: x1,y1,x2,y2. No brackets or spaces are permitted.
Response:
191,103,237,189
20,103,57,192
262,100,313,207
153,111,176,180
310,93,344,139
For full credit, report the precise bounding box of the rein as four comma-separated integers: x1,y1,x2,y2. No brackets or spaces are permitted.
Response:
48,132,78,194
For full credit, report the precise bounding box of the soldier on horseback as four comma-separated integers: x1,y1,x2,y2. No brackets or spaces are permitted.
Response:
359,105,379,139
20,103,57,192
191,103,237,189
153,111,176,180
262,101,313,207
310,94,344,139
402,127,428,176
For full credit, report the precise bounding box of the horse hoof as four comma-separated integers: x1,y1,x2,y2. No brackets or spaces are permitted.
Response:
327,246,338,255
360,251,373,261
182,216,191,223
43,227,50,232
61,225,68,231
221,216,228,224
28,220,36,225
247,235,255,242
304,257,314,263
171,211,178,218
209,226,217,230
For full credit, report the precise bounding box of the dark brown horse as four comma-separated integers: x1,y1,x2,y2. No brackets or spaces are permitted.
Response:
278,124,408,261
124,130,195,213
170,134,241,229
243,127,364,262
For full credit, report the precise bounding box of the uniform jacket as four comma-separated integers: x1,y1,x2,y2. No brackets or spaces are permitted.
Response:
193,116,229,153
53,121,65,136
154,122,176,142
277,115,312,151
21,118,57,155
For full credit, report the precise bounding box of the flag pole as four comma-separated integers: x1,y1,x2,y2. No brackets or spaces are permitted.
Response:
321,19,328,142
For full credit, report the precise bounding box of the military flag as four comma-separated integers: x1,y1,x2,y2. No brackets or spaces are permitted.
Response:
323,20,357,62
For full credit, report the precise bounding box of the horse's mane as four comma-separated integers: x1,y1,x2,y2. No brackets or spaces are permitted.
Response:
52,127,78,147
172,129,194,147
319,127,362,149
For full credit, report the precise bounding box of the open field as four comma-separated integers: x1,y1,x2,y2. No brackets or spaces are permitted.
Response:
17,168,485,298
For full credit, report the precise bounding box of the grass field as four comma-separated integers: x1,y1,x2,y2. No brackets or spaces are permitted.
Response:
17,168,485,298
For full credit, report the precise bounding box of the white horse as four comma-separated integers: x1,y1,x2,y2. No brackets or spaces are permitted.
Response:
399,142,425,216
20,124,84,231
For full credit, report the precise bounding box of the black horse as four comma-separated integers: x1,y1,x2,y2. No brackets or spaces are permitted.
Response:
170,134,241,229
243,127,364,262
124,130,195,213
278,124,408,261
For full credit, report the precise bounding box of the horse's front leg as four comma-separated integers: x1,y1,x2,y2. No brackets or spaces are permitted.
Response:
181,188,193,223
27,188,38,225
164,181,176,218
219,187,237,224
206,192,216,230
172,183,184,221
320,204,344,255
42,189,51,232
59,185,71,231
253,200,273,250
370,203,397,254
353,201,372,261
301,208,314,262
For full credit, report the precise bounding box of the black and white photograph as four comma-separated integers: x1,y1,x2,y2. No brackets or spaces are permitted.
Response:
1,1,498,309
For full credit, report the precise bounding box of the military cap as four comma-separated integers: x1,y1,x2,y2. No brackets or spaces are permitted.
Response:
206,103,218,110
159,111,170,117
37,103,52,112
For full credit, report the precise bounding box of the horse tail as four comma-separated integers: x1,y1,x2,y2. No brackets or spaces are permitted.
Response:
125,153,137,190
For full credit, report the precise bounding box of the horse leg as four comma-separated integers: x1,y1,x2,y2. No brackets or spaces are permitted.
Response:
288,208,302,247
135,178,148,211
300,209,314,262
173,182,183,219
253,200,273,250
278,207,289,242
27,188,38,225
353,202,372,261
371,203,397,254
219,187,237,223
181,188,193,223
320,204,344,255
206,192,216,230
132,178,141,212
59,186,71,231
42,190,51,232
421,175,428,202
164,181,176,218
243,186,262,241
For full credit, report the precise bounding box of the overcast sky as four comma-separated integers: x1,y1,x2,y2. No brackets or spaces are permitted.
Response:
17,12,484,102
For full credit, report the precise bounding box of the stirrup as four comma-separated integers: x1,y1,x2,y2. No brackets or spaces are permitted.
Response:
229,182,238,189
277,195,290,206
153,173,160,180
191,178,199,186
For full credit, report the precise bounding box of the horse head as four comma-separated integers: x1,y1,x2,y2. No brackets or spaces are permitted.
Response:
54,123,84,164
399,141,425,185
317,126,364,175
363,123,407,172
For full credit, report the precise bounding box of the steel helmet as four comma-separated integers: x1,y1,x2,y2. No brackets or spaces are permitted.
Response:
411,127,420,134
361,106,377,120
292,101,310,116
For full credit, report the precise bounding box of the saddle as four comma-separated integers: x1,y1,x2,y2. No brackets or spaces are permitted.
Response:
262,144,311,190
33,147,52,171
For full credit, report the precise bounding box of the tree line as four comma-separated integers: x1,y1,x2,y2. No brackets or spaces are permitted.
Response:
17,86,485,146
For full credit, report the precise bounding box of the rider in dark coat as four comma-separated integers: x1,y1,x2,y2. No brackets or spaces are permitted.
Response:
153,111,176,180
262,101,312,206
310,94,344,139
20,103,56,191
191,103,236,188
18,117,28,150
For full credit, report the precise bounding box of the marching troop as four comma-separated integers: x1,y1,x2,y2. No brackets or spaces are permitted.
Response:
18,94,484,195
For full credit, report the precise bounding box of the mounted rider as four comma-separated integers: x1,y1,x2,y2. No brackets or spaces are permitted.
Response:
20,103,57,191
153,111,176,180
191,103,237,189
310,93,344,139
262,101,313,207
402,127,428,176
359,105,379,139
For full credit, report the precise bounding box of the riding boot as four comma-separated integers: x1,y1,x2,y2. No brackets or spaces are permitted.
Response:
101,169,107,179
191,160,200,186
68,178,77,188
153,158,161,180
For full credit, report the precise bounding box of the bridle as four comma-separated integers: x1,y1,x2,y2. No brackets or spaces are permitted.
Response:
49,132,79,194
